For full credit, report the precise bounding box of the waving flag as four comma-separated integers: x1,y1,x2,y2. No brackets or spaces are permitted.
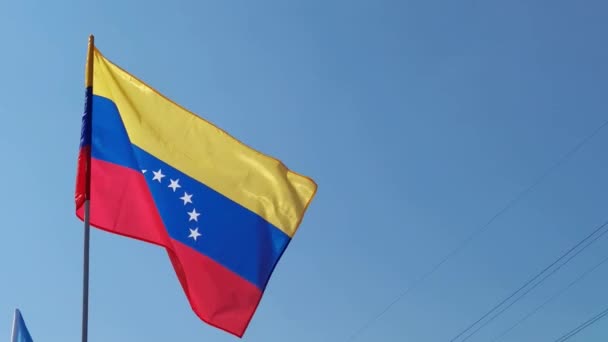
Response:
11,309,33,342
74,40,317,337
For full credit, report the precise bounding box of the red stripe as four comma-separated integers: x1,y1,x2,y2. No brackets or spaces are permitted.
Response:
74,156,261,337
168,239,263,337
76,156,168,246
74,146,90,208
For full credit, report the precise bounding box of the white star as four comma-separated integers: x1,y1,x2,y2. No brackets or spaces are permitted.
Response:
152,169,165,182
188,228,201,241
188,208,200,222
168,179,181,192
180,192,193,205
142,169,147,174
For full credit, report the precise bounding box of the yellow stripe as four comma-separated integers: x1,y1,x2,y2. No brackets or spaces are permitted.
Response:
91,48,317,237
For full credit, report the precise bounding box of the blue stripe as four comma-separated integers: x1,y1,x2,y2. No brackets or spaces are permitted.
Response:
79,86,93,148
90,95,139,169
90,94,291,289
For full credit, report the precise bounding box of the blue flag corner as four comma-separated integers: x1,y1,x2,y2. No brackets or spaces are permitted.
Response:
11,309,33,342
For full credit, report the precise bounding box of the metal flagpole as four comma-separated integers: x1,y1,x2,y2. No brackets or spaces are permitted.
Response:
82,34,95,342
82,201,91,342
10,309,17,342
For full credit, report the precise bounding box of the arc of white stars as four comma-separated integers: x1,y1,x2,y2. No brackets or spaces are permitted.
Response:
189,228,201,241
146,166,202,241
168,179,181,192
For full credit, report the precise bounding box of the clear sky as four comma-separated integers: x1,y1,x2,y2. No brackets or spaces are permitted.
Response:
1,0,608,341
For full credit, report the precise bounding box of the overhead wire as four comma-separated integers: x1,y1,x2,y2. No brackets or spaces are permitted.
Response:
553,305,608,342
448,219,608,341
455,220,608,342
491,250,608,342
343,118,608,342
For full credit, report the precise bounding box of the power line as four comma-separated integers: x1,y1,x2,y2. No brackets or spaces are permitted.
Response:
448,219,608,342
457,221,608,342
343,118,608,342
491,251,608,342
553,305,608,342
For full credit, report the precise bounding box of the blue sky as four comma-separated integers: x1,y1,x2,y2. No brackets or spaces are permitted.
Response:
1,0,608,341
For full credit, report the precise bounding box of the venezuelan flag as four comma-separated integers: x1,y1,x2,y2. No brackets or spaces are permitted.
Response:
74,37,317,337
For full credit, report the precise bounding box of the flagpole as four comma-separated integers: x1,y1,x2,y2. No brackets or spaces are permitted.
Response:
82,34,95,342
10,309,17,342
